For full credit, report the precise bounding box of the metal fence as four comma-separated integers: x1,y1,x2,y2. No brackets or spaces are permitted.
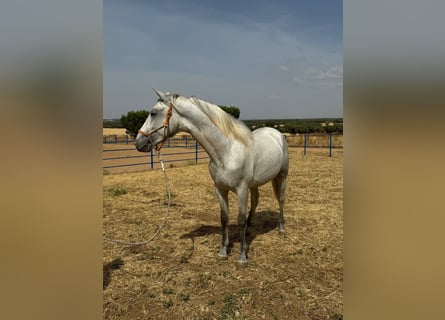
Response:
103,133,342,172
290,133,343,157
103,135,209,171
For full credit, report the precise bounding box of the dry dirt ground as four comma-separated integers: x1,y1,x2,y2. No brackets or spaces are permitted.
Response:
103,148,343,319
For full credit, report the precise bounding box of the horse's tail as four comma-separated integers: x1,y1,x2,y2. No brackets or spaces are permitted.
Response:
272,133,288,202
272,178,281,201
280,133,289,176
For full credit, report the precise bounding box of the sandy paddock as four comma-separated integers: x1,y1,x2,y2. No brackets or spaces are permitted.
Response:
103,148,343,319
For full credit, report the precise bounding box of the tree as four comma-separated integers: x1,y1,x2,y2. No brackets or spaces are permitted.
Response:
218,105,240,119
120,110,149,136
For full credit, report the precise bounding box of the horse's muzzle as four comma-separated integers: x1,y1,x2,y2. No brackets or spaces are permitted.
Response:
135,136,152,152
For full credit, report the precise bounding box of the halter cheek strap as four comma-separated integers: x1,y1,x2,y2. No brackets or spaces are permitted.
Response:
138,102,173,151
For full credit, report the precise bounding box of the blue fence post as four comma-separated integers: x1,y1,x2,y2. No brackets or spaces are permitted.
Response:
185,135,188,148
329,133,333,157
304,134,307,156
150,149,154,169
126,134,128,144
195,141,199,164
114,135,117,144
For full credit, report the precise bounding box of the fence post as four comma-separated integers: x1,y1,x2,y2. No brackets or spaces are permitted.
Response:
329,133,333,157
150,149,154,169
185,135,188,148
195,141,199,164
304,134,307,156
126,134,128,144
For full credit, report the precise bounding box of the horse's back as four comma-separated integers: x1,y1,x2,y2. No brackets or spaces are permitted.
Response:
252,127,288,157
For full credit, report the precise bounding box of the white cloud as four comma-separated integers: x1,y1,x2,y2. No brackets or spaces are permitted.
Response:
293,64,343,87
325,65,343,79
104,1,343,118
301,68,326,80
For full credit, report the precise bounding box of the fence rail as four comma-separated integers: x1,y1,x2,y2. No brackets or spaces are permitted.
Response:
103,135,209,172
103,133,342,172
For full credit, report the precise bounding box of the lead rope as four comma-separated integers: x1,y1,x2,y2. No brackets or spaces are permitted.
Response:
104,151,172,246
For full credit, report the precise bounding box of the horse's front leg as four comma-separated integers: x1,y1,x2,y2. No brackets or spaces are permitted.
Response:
236,185,249,264
215,186,229,259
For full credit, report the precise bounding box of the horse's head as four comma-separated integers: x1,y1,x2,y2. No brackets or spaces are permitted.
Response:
135,89,178,152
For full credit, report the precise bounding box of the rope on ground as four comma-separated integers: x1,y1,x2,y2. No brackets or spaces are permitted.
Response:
104,151,172,246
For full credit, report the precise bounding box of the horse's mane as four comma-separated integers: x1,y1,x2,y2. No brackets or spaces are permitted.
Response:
185,96,252,145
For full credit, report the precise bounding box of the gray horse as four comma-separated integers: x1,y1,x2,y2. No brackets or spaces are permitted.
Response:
135,90,288,264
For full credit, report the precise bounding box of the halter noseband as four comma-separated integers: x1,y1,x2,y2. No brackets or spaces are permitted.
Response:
137,102,173,151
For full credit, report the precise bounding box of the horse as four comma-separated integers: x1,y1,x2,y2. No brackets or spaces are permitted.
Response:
135,89,288,264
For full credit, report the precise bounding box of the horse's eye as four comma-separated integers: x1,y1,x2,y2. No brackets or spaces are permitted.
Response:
150,111,156,117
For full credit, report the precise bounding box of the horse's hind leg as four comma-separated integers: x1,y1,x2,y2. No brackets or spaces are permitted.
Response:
247,187,259,226
272,174,286,233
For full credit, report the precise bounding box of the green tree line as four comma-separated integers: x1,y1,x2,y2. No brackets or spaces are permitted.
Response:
105,108,342,135
243,118,343,134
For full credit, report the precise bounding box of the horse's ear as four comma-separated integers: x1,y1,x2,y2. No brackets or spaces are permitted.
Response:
153,88,167,101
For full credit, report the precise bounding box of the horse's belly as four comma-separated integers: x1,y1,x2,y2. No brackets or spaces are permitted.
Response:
250,161,281,186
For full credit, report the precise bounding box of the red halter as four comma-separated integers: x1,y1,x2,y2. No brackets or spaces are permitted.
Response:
137,102,173,151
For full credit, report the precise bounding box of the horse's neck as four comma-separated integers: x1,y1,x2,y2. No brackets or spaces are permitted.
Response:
184,119,232,165
176,103,238,165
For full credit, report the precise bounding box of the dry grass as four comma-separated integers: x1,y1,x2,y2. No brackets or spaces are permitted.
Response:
285,134,343,148
104,128,127,135
103,148,343,319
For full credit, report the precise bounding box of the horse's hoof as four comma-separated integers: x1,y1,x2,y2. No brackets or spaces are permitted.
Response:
236,259,249,268
218,247,228,260
236,253,248,266
217,253,228,261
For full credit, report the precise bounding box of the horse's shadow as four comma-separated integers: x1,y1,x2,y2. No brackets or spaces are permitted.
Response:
103,258,124,290
180,210,279,251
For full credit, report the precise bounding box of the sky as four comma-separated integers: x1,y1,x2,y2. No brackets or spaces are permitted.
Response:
104,0,343,120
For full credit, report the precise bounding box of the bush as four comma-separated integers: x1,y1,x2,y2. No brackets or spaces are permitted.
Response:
218,105,240,119
120,110,149,136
